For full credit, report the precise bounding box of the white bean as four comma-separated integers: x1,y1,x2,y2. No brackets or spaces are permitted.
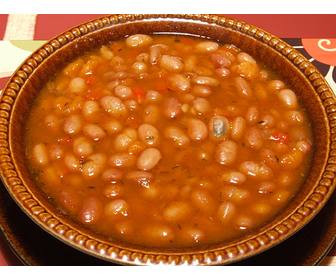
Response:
83,124,106,141
245,127,263,149
192,85,212,97
69,77,86,93
196,41,219,52
64,153,80,171
105,199,128,217
221,171,246,184
73,136,93,158
286,110,304,124
45,114,60,131
237,52,257,64
218,202,236,223
82,100,100,119
169,74,191,92
246,106,259,124
103,119,122,135
278,89,298,109
143,105,160,124
192,98,210,115
33,143,48,165
239,161,273,179
163,201,191,222
82,153,107,178
149,44,168,65
138,124,160,146
231,116,246,140
79,197,102,224
215,140,238,166
215,67,231,78
109,153,135,168
187,118,208,141
131,61,147,74
100,45,114,60
64,115,82,135
268,80,285,91
209,116,229,140
164,126,190,147
235,77,252,97
137,148,161,171
126,171,153,186
163,97,181,119
126,34,152,48
114,85,133,99
160,55,183,72
210,53,231,67
145,90,162,103
114,133,134,152
191,189,215,213
102,168,123,182
100,96,127,117
49,144,63,160
103,184,123,198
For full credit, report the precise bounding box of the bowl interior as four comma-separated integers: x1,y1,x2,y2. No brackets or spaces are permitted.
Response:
8,17,329,256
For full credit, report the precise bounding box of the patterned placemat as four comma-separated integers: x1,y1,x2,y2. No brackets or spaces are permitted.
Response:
0,14,335,266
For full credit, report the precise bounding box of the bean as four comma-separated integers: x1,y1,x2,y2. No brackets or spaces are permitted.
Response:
210,53,231,67
105,199,129,217
114,85,133,99
268,80,285,91
245,127,263,149
278,89,298,109
143,104,160,124
138,124,160,146
33,143,48,165
45,114,60,131
259,114,275,128
109,153,135,168
217,202,236,223
164,126,190,147
102,168,123,182
82,100,100,119
58,189,81,214
137,148,161,171
126,171,153,186
145,90,162,103
103,119,122,135
196,41,219,52
114,133,134,152
128,140,146,154
49,144,63,160
163,201,192,222
163,97,181,119
100,96,127,118
231,116,246,140
279,149,303,169
160,55,183,72
235,61,259,79
191,189,215,213
80,197,103,224
194,66,213,76
143,224,174,244
64,114,82,135
73,137,93,158
136,52,149,63
82,153,107,178
103,183,123,198
69,77,86,93
41,166,61,186
258,182,276,195
273,190,291,204
83,124,106,141
126,34,152,48
180,227,204,244
192,85,212,97
114,221,133,236
220,186,250,202
286,110,304,124
131,61,147,74
215,140,238,166
192,76,219,87
215,67,231,78
100,45,114,59
237,52,257,64
141,182,159,200
187,118,208,141
64,153,80,171
221,171,246,184
277,173,294,187
235,77,252,97
209,116,230,140
192,98,210,115
239,161,273,179
246,106,259,124
169,74,191,92
296,140,312,153
149,44,163,65
236,216,253,230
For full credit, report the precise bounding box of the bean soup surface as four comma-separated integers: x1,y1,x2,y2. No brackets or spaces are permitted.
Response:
25,35,313,247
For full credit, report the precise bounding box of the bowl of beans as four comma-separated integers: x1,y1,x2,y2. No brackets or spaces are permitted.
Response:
0,14,335,265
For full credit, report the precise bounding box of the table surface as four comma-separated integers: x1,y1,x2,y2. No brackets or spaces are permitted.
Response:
0,14,335,266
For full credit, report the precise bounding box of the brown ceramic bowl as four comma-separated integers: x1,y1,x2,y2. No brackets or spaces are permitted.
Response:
0,14,335,265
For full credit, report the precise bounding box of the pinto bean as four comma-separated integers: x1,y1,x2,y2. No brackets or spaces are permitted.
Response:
64,153,80,171
217,202,236,223
246,106,259,124
82,100,100,119
125,171,153,186
169,74,191,92
114,85,133,99
126,34,152,48
215,67,231,78
245,127,263,150
138,124,160,146
192,76,219,87
164,126,190,147
239,161,273,179
187,118,208,141
163,97,181,119
142,224,174,244
103,119,122,135
69,77,86,93
100,96,127,118
73,137,93,158
145,90,162,103
268,80,285,91
131,62,147,74
215,140,238,166
83,124,106,141
160,55,183,72
80,197,103,224
196,41,219,52
137,148,162,170
105,199,129,217
192,85,212,97
102,168,123,182
210,53,232,67
149,44,168,65
114,132,135,152
221,171,246,184
219,186,250,203
235,77,252,98
209,115,230,140
191,189,215,213
231,116,246,140
237,52,257,64
192,98,210,115
103,184,123,198
163,201,192,222
64,114,82,135
82,153,107,178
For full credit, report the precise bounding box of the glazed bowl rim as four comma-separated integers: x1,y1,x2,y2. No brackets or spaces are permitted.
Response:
0,14,335,265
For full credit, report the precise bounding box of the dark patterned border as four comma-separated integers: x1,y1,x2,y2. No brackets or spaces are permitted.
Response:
0,14,335,265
